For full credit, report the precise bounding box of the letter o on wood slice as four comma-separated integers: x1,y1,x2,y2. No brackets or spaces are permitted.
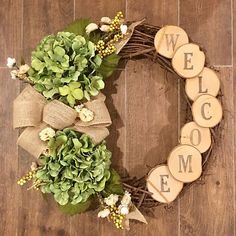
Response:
185,67,220,101
172,43,205,78
146,165,183,203
180,121,211,153
192,94,223,128
154,25,189,58
168,145,202,183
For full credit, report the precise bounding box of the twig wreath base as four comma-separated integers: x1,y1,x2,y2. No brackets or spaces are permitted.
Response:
120,23,222,210
7,11,223,230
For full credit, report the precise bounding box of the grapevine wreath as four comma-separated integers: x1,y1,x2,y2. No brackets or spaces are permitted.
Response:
7,12,223,230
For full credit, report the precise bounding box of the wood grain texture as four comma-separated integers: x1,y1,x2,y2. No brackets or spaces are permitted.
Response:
126,1,180,235
180,68,234,236
0,0,22,66
18,1,74,236
0,1,235,236
0,69,20,236
180,0,232,65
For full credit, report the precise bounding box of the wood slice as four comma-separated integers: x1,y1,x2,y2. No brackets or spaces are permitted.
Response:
154,25,189,58
146,165,183,203
185,67,220,101
172,43,205,78
180,121,211,153
192,94,223,128
167,145,202,183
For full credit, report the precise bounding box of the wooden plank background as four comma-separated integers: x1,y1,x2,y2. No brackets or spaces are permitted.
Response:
0,0,235,235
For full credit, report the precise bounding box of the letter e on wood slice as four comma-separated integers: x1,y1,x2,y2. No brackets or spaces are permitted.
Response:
180,121,211,153
172,43,205,78
154,25,189,58
167,145,202,183
185,67,220,101
146,165,183,203
192,94,223,128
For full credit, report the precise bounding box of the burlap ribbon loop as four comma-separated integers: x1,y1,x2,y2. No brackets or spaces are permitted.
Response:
13,85,112,158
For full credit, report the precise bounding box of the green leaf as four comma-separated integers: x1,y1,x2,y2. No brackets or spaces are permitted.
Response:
54,46,65,57
34,84,45,93
72,88,83,100
54,191,69,205
43,88,59,99
103,169,124,196
97,53,120,78
64,18,92,38
69,81,81,89
31,58,44,71
50,65,64,73
59,198,92,215
59,86,70,96
94,80,105,90
67,94,75,107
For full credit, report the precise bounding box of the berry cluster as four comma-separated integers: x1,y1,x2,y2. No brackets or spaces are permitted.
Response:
17,170,35,186
17,170,39,190
96,40,116,58
109,205,125,229
108,11,124,32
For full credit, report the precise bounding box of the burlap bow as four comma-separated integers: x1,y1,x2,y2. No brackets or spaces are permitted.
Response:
14,85,111,158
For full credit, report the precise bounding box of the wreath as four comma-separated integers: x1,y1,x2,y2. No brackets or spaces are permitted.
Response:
7,12,223,230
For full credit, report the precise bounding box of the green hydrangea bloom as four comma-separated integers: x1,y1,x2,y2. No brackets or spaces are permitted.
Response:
28,32,105,106
35,129,112,206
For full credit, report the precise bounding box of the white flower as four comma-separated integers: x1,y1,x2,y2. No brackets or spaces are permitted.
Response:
19,64,30,74
78,107,94,122
121,191,131,205
100,25,110,32
101,17,111,24
120,24,128,34
10,70,18,79
104,194,119,206
98,208,110,218
75,104,84,113
39,127,56,141
7,57,16,68
30,162,38,171
118,205,129,215
86,23,98,34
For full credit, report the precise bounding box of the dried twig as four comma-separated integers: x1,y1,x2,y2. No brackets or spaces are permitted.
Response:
119,23,221,210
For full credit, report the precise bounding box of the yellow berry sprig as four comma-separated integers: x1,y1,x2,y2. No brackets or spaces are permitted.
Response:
95,11,125,58
96,40,116,58
17,170,36,186
109,205,124,229
109,11,124,32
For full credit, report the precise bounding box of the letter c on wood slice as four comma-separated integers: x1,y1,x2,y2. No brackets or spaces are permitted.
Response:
185,67,220,101
146,165,183,203
154,25,189,58
192,94,223,128
180,121,211,153
172,43,205,78
167,145,202,183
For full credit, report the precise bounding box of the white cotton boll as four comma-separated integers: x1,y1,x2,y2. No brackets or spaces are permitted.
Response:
10,70,18,79
39,127,56,141
78,107,94,122
7,57,16,68
19,64,30,74
121,191,131,205
100,25,110,32
120,24,128,34
118,205,129,215
86,23,99,34
101,17,112,24
104,194,119,206
98,208,110,218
